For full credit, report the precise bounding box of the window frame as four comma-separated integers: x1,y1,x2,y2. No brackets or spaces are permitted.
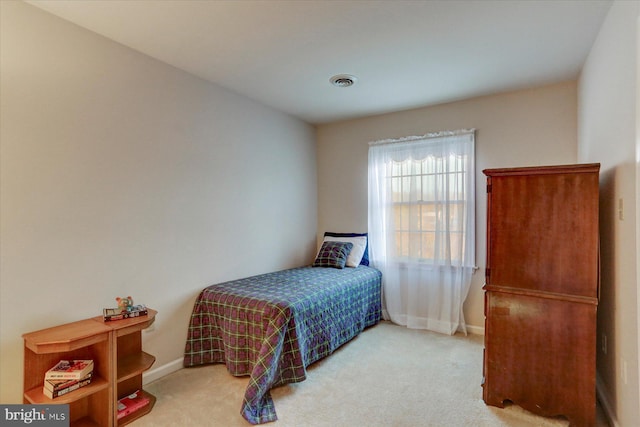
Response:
386,155,470,266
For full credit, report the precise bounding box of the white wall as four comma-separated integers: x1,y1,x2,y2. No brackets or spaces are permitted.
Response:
316,81,578,332
0,1,317,403
577,1,640,426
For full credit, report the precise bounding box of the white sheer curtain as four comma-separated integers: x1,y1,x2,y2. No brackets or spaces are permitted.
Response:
368,129,475,335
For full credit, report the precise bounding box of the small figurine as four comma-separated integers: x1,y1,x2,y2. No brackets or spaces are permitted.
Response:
116,296,134,312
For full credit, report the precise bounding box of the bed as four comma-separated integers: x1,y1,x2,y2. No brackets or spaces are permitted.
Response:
183,260,382,424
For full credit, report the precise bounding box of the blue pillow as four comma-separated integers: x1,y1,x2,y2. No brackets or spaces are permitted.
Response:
324,232,369,266
313,241,354,269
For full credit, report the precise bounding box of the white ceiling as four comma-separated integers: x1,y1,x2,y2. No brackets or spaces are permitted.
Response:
26,0,613,125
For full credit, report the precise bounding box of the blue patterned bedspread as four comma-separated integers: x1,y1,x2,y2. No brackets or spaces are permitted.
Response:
183,265,382,424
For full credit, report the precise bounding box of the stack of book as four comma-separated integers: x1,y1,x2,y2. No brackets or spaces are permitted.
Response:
43,359,94,399
117,390,150,419
103,304,148,322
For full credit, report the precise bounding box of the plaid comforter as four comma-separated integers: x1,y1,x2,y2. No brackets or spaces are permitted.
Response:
183,265,382,424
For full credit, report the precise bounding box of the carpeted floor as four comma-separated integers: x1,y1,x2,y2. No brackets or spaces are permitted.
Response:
132,321,608,426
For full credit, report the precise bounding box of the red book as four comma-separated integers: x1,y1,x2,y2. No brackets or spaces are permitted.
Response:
117,390,150,419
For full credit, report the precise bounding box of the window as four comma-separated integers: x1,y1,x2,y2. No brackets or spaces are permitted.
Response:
368,129,475,268
389,154,469,264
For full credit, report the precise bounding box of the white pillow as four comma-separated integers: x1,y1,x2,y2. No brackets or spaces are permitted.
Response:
321,235,367,267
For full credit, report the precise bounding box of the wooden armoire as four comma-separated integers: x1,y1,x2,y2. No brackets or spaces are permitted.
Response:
482,163,600,427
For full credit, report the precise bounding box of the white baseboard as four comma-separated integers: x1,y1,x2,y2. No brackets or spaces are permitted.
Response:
465,324,485,335
596,373,620,427
142,357,184,385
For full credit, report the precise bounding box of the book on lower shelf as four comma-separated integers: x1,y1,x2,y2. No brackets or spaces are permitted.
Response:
117,390,150,419
45,359,94,380
43,373,93,399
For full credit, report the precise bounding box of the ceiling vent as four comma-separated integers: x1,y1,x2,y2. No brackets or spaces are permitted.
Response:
330,74,358,87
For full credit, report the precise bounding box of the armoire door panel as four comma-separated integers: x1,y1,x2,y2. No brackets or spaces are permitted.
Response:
487,170,599,298
483,291,597,426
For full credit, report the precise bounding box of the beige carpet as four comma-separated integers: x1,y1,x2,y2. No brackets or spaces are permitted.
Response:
132,321,608,427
